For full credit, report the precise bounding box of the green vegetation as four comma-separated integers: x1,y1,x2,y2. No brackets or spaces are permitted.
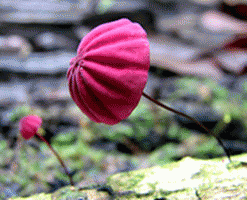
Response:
1,76,247,198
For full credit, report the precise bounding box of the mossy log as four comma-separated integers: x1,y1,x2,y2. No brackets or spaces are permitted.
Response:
9,153,247,200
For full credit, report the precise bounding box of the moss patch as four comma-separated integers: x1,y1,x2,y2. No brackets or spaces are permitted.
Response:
10,153,247,200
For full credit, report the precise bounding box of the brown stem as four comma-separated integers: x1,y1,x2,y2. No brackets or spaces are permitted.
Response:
142,91,231,162
35,133,74,186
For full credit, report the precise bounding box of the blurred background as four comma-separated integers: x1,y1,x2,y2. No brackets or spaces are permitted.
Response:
1,0,247,198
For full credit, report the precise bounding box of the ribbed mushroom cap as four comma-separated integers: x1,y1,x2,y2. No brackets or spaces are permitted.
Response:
67,18,150,125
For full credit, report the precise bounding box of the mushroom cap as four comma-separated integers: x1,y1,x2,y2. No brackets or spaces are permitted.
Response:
19,115,42,140
67,18,150,125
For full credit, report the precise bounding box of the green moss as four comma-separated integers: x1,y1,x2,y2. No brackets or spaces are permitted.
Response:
52,132,76,146
51,186,87,200
108,170,146,192
10,154,247,199
9,193,51,200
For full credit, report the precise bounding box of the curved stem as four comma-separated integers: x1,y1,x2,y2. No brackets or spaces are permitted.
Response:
35,133,74,186
142,92,231,162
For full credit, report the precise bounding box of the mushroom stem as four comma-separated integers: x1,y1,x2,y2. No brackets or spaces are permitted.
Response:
35,133,74,186
142,91,231,162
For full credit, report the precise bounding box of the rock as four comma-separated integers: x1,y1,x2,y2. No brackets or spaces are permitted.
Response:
73,26,91,40
215,50,247,75
0,35,32,57
25,51,75,74
148,34,232,81
150,50,224,81
34,32,78,51
199,11,247,34
189,0,221,6
0,51,75,74
156,13,197,33
0,82,27,104
0,0,92,24
31,78,71,109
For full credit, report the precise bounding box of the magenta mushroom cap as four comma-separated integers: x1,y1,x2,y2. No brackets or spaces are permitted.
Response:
19,115,42,140
67,18,150,125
